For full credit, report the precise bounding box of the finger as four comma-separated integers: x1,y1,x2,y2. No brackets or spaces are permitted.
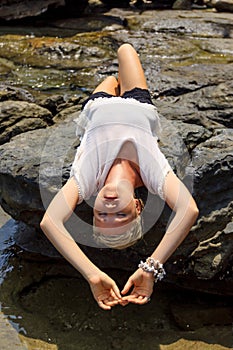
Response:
112,283,122,300
137,296,150,304
110,289,121,301
122,295,138,302
131,296,150,305
122,291,138,300
97,300,111,310
104,299,120,306
119,299,129,306
123,295,150,305
107,294,118,302
121,279,133,295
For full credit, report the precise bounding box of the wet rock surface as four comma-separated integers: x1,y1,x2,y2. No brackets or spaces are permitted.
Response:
0,7,233,301
1,0,233,23
0,0,89,21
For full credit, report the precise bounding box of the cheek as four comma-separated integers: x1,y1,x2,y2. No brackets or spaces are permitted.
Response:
125,200,137,217
93,195,103,211
124,194,135,210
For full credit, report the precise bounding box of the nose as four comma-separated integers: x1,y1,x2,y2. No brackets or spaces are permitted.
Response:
104,202,117,208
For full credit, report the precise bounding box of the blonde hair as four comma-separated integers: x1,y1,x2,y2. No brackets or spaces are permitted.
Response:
93,215,143,250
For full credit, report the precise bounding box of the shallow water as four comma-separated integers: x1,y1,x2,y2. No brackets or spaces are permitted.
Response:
0,209,233,350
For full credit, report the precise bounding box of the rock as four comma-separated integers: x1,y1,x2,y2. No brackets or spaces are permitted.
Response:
172,0,192,9
191,215,233,280
0,9,233,296
19,335,57,350
53,104,81,123
0,100,53,144
0,312,27,350
0,85,35,103
160,340,231,350
50,14,127,32
184,130,233,283
0,120,79,226
0,33,116,74
100,0,129,5
0,0,88,21
1,115,233,294
169,120,213,151
211,0,233,12
192,129,233,216
39,94,83,116
156,80,233,130
0,0,66,21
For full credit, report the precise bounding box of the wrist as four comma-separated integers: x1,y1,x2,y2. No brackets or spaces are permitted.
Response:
138,257,166,282
84,268,103,284
138,268,155,281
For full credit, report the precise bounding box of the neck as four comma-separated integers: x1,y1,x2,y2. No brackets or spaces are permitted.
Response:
105,158,143,188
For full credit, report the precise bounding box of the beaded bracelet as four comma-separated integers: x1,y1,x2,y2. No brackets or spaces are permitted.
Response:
138,257,166,282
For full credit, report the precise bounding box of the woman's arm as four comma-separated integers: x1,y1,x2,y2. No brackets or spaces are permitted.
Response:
40,177,100,280
40,177,121,309
150,171,199,263
121,171,199,304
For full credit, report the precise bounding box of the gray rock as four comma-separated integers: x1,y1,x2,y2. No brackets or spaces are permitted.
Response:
192,129,233,213
0,100,53,144
0,0,66,20
39,94,83,117
0,0,88,21
172,0,192,9
0,85,35,103
156,80,233,130
0,312,27,350
0,119,78,226
214,0,233,12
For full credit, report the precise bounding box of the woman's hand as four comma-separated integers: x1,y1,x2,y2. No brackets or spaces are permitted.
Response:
121,268,154,305
89,272,122,310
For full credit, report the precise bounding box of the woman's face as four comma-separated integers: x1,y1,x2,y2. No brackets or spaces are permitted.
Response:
93,181,139,234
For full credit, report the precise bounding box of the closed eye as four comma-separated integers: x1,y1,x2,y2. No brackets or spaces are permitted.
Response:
98,212,108,217
97,212,127,218
116,213,127,217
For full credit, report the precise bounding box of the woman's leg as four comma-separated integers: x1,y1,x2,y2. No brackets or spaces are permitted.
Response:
93,76,119,96
117,43,148,95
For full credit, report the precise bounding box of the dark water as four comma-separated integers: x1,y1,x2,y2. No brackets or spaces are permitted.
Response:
0,212,232,350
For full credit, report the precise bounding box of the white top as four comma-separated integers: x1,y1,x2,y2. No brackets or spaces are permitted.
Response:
70,97,172,203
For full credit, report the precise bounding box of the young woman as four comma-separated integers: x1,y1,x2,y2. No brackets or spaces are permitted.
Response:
40,43,199,310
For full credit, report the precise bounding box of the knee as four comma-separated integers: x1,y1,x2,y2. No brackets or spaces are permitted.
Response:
117,43,134,56
106,75,118,84
107,75,117,81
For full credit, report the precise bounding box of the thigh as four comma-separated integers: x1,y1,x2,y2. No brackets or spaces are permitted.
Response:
117,44,148,95
93,76,119,95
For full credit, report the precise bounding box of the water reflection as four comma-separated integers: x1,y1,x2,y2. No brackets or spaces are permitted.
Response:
0,218,17,284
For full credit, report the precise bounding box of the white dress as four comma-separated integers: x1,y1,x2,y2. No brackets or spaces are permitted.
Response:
70,97,172,203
